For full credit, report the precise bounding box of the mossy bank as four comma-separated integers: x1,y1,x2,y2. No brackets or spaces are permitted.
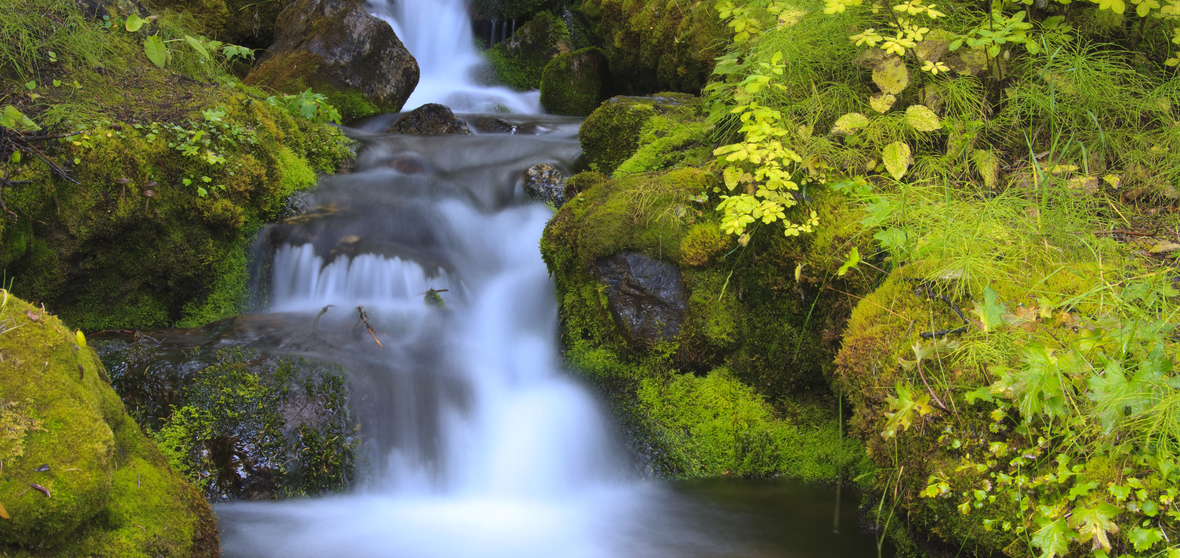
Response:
0,291,217,557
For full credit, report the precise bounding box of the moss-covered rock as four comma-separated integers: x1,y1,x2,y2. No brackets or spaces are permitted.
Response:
471,0,560,21
483,11,571,91
0,292,216,557
578,93,700,175
541,165,875,482
582,0,729,95
539,47,612,116
244,0,419,120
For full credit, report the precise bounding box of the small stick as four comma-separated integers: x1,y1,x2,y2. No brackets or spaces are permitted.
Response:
312,305,340,349
353,306,384,348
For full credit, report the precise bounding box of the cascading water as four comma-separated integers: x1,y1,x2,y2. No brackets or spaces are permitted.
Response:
215,3,884,556
366,0,540,113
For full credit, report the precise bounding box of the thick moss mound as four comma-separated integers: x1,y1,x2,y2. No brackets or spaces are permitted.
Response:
539,47,612,116
578,93,702,175
542,165,874,481
483,12,571,91
0,292,216,557
582,0,729,95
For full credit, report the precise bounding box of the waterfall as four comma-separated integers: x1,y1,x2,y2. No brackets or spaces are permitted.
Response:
366,0,541,113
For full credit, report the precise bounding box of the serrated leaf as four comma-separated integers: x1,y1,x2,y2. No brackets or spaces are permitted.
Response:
869,93,897,113
873,226,908,252
144,34,167,67
125,13,145,32
184,35,210,59
1069,503,1120,551
882,382,934,438
872,56,910,94
882,141,911,180
905,105,941,132
972,286,1007,332
1130,526,1165,551
832,112,869,135
971,150,1000,189
1031,517,1074,558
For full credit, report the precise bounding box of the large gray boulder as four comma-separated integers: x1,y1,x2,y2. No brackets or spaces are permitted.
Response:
245,0,419,120
386,104,472,135
594,251,687,345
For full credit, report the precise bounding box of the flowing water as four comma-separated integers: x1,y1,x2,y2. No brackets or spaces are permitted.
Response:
214,3,886,556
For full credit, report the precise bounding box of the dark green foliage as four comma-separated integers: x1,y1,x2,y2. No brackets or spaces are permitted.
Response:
473,0,561,20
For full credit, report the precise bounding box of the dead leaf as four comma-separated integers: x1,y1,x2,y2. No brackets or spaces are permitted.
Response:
25,311,39,322
1149,241,1180,254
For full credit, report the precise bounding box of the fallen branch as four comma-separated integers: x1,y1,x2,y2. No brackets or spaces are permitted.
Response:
312,305,341,349
353,305,383,348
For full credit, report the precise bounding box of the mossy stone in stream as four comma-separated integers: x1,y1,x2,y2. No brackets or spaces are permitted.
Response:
483,12,571,91
0,293,217,557
578,93,699,175
539,47,613,116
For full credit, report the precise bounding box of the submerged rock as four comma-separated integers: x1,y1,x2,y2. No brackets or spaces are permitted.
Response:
0,294,217,557
540,47,613,117
522,163,567,207
245,0,419,119
387,103,472,135
593,251,687,345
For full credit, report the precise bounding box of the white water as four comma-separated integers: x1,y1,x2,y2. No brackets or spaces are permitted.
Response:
367,0,542,113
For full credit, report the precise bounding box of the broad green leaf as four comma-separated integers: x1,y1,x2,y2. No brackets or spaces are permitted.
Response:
905,105,941,132
992,343,1069,418
125,13,145,32
1,105,41,132
831,112,869,135
873,227,908,253
1031,517,1074,558
882,382,934,438
837,247,861,276
872,56,910,94
1069,503,1120,551
971,286,1007,332
184,35,210,59
144,34,167,67
1129,526,1165,551
882,141,911,180
869,93,897,113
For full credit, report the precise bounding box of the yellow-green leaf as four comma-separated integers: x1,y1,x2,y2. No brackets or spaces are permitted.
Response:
144,34,168,67
184,35,211,59
76,329,87,348
869,93,897,113
0,500,9,519
882,141,912,180
125,13,145,32
872,55,910,94
971,150,1000,189
832,112,869,135
905,105,941,132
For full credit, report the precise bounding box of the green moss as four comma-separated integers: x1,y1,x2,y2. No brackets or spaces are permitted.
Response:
0,293,215,556
484,12,571,91
539,47,612,116
612,114,713,178
579,93,700,175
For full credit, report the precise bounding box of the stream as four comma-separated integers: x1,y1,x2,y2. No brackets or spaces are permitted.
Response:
209,1,889,555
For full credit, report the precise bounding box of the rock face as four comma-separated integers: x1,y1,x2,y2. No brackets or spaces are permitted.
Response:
540,47,613,116
0,294,217,557
245,0,419,120
387,104,472,135
522,163,567,207
593,251,687,345
484,11,571,90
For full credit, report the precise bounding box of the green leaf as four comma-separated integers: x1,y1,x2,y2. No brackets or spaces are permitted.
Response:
144,34,167,67
905,105,942,132
1129,526,1165,551
1068,503,1120,551
24,80,36,90
1031,517,1074,558
125,13,145,32
831,112,869,135
882,382,934,438
837,246,861,276
184,35,210,59
882,141,911,180
1,105,41,132
972,286,1007,332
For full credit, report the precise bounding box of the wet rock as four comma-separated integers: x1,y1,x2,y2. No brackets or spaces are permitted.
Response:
387,103,472,135
593,251,687,345
467,116,516,134
522,163,567,208
245,0,419,119
540,47,613,117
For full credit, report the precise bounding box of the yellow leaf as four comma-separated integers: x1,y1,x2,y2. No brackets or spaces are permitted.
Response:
0,500,9,519
869,93,897,113
872,55,910,94
76,330,86,348
882,141,912,180
905,105,941,132
831,112,869,135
